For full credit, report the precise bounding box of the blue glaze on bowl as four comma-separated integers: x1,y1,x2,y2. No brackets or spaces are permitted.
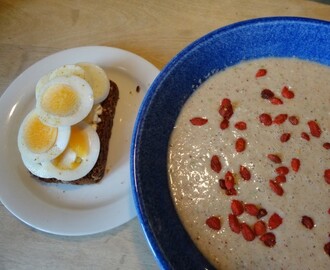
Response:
130,17,330,270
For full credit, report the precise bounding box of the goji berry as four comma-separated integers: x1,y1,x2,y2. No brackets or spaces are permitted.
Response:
257,208,268,219
274,175,287,183
218,179,227,190
267,154,282,164
291,158,300,172
231,200,244,216
268,213,283,230
270,97,283,105
259,113,272,126
234,121,247,130
225,171,235,189
206,216,221,230
301,216,314,229
323,142,330,150
281,86,295,99
324,169,330,184
301,132,310,141
261,89,274,99
241,223,255,241
244,203,259,216
228,214,241,233
275,166,289,175
260,232,276,247
235,137,246,152
211,155,222,173
220,119,229,130
288,115,299,125
190,117,208,126
225,188,237,196
280,133,291,142
219,98,233,120
273,114,288,125
269,180,284,196
254,220,267,236
307,120,322,138
256,68,267,78
239,165,251,180
324,242,330,257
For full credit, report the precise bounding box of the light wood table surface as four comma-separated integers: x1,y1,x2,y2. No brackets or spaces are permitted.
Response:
0,1,329,269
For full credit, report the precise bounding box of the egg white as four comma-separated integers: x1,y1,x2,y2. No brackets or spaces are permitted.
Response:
41,121,100,181
17,109,71,163
36,76,94,127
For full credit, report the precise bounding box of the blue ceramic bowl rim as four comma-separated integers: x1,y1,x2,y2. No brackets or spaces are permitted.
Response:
130,16,330,269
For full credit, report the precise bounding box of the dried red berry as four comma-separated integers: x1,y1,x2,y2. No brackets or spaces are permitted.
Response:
280,133,291,142
281,86,295,99
211,155,222,173
257,208,268,219
228,214,241,233
220,119,229,130
206,216,221,230
308,120,322,138
323,142,330,150
301,132,310,141
241,223,255,241
260,232,276,247
288,115,299,125
231,200,244,216
225,188,237,196
270,97,283,105
275,166,289,175
274,175,287,183
324,169,330,185
256,68,267,78
225,171,235,190
324,242,330,257
261,89,274,99
273,114,288,125
291,158,300,172
259,113,272,126
234,121,247,130
219,179,227,190
301,216,314,229
219,98,233,120
190,117,208,126
269,180,284,196
267,154,282,164
268,213,283,230
244,203,259,216
254,220,267,236
235,137,246,152
239,165,251,181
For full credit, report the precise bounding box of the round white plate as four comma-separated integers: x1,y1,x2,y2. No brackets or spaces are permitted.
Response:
0,46,159,236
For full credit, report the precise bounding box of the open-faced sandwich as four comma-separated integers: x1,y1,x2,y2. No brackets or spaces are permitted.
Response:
17,63,119,185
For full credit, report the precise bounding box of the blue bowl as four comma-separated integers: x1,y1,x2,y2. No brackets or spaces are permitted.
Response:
130,17,330,269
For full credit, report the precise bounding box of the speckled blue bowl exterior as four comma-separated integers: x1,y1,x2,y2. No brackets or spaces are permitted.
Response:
130,17,330,269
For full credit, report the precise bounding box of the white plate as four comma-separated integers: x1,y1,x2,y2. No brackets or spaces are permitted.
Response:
0,46,159,236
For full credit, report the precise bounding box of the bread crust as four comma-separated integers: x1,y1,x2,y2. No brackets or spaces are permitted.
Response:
32,80,119,185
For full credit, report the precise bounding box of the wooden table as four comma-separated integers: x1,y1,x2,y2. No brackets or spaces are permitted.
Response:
0,1,329,269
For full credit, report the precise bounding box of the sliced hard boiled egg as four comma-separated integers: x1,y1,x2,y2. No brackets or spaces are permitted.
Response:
76,62,110,104
36,76,94,127
42,121,100,181
17,110,71,163
35,64,88,97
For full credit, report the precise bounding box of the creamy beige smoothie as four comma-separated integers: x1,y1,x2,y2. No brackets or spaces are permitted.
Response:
168,58,330,269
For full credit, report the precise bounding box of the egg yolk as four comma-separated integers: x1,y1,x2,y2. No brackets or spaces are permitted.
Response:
41,84,79,116
24,115,58,153
52,125,89,170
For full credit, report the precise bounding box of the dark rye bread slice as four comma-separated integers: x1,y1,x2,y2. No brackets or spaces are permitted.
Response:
33,80,119,185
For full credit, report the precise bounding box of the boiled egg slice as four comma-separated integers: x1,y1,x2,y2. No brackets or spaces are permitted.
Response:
17,110,71,163
35,64,88,97
76,62,110,104
36,76,94,127
42,121,100,181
